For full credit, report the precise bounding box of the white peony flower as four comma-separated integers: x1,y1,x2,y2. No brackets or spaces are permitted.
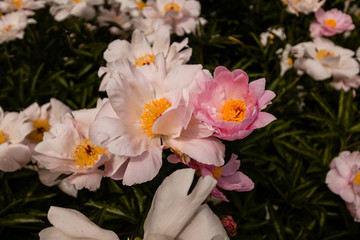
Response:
0,11,35,44
260,27,286,46
0,0,46,15
48,0,104,21
276,44,294,76
282,0,326,16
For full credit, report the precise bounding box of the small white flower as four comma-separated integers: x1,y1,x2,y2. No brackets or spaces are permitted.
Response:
276,44,293,76
282,0,326,16
0,0,46,15
260,27,286,46
0,11,35,44
48,0,104,21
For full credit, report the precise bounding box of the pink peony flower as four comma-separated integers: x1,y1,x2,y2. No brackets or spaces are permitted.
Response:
326,151,360,222
190,66,276,141
310,8,355,38
185,154,254,202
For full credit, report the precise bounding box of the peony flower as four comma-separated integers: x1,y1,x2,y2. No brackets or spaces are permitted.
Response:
0,0,46,15
39,206,119,240
282,0,325,16
141,0,202,36
260,27,286,46
326,151,360,222
0,11,35,44
97,5,132,35
276,44,294,76
184,154,254,202
190,66,276,141
48,0,104,21
292,37,359,80
310,8,355,38
143,168,229,240
33,100,113,191
0,107,33,172
90,55,225,185
98,26,192,91
330,75,360,92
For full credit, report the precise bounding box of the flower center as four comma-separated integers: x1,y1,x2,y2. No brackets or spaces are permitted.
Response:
211,167,223,179
136,1,148,11
11,0,22,8
28,119,51,142
287,57,293,66
134,54,155,67
73,138,106,168
163,2,180,13
0,131,8,144
72,0,82,3
221,98,247,123
315,49,335,60
140,98,171,136
325,18,337,28
353,172,360,186
1,24,14,34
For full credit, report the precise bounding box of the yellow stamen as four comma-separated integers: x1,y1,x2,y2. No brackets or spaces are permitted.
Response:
325,18,337,28
11,0,22,9
136,1,148,11
1,24,14,34
163,2,180,13
140,98,171,136
221,98,247,123
0,131,8,144
28,119,51,142
72,0,82,3
287,57,293,66
134,54,155,67
353,172,360,186
316,49,335,60
269,34,275,40
211,167,223,179
73,138,106,168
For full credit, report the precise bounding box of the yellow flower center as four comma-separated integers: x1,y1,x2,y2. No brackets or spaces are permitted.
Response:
353,172,360,186
325,18,337,28
73,138,106,168
136,1,148,11
163,2,180,13
140,98,171,136
0,131,8,144
1,24,14,34
211,167,223,179
287,57,293,66
316,49,335,60
28,119,51,142
72,0,82,3
11,0,22,8
134,54,155,67
221,98,247,123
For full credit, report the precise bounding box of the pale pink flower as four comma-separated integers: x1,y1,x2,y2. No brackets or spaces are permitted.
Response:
282,0,325,16
98,26,192,91
39,206,119,240
0,11,35,44
326,151,360,222
90,55,225,185
141,0,201,36
310,8,355,38
330,75,360,92
0,0,46,15
184,154,254,202
48,0,104,21
190,66,276,141
143,168,229,240
33,100,112,191
97,5,132,35
0,107,33,172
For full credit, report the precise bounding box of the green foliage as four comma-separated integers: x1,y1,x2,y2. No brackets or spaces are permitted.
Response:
1,0,360,239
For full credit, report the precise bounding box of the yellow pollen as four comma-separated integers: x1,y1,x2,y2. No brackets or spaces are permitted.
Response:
140,98,171,136
28,119,51,142
316,49,335,60
269,34,275,40
1,24,14,34
211,167,223,179
0,131,8,144
134,54,155,67
136,1,148,11
325,18,337,28
163,2,180,13
287,57,293,66
11,0,23,8
72,0,82,3
221,98,247,123
353,172,360,186
73,138,106,168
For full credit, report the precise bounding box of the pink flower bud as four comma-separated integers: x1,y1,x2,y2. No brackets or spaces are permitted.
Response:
221,215,237,237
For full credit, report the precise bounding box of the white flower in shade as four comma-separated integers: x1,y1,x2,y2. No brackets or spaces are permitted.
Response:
0,0,46,15
282,0,325,16
90,55,225,185
97,5,132,35
144,168,229,240
330,75,360,92
276,44,294,76
33,99,113,191
260,27,286,46
141,0,201,36
0,107,33,172
98,25,192,91
48,0,104,21
292,37,359,80
0,11,35,44
39,206,119,240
